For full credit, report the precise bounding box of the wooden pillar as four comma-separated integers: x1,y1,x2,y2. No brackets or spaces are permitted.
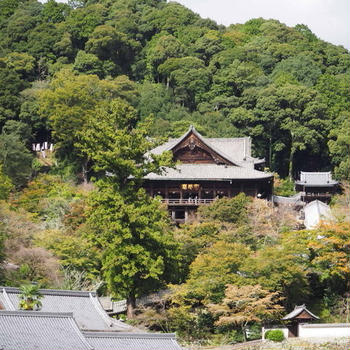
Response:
185,209,188,222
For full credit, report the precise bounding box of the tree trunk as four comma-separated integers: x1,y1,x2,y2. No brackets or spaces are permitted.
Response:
289,131,294,180
166,76,170,89
269,136,272,170
82,159,88,185
242,324,247,342
288,149,294,181
126,293,136,319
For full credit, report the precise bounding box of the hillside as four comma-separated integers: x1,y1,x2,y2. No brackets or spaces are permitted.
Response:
0,0,349,346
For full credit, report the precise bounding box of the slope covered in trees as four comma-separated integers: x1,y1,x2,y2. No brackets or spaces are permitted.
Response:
0,0,349,345
0,0,349,179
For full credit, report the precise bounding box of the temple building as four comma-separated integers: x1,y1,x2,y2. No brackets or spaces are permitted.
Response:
143,126,273,222
282,304,319,338
295,171,338,203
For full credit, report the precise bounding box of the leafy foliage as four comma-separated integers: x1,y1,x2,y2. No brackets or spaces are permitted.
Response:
265,329,284,342
0,0,348,344
19,284,43,310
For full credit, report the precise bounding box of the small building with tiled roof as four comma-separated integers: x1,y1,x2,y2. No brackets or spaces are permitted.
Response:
295,171,338,203
282,304,319,338
0,287,131,331
0,311,93,350
282,304,319,322
145,125,273,222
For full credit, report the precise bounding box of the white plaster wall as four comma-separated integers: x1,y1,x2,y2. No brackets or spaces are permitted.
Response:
262,326,289,339
299,323,350,338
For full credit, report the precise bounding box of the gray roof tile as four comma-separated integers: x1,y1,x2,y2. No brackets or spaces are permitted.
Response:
83,331,183,350
0,311,93,350
282,305,319,320
0,287,131,332
295,172,338,187
144,164,273,181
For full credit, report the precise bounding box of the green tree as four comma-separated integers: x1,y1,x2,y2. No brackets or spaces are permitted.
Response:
158,56,210,109
77,98,176,318
198,194,251,225
0,132,32,188
179,241,251,304
65,3,107,46
2,52,35,80
19,284,43,310
0,65,27,129
86,24,138,74
241,244,310,309
41,0,71,24
0,165,13,200
73,50,104,77
328,113,350,180
145,33,184,80
38,69,138,182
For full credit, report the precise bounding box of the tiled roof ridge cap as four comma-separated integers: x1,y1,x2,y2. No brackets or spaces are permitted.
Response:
0,310,74,317
204,137,249,141
89,293,132,330
301,171,331,174
0,286,96,297
83,331,176,339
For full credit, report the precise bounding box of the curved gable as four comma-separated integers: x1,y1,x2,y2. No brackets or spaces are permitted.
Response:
170,126,239,166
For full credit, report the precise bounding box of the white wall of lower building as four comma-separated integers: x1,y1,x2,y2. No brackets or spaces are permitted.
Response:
298,323,350,338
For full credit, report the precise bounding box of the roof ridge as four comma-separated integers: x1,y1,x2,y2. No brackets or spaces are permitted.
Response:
0,286,96,297
89,292,132,330
0,310,74,317
83,331,176,339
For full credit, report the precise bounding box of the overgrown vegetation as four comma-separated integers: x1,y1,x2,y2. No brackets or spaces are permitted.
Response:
0,0,349,345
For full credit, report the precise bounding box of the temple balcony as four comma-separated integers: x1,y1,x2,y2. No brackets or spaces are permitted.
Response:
160,198,215,206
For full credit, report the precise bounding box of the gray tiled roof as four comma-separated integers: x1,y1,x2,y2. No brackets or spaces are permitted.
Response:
0,287,131,331
282,304,319,320
83,332,183,350
0,311,93,350
144,164,273,181
150,126,264,167
295,172,338,187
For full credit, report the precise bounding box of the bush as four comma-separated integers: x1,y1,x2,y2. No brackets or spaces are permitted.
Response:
265,329,284,342
273,176,296,197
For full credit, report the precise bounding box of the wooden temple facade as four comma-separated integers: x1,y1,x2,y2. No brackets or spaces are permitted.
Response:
143,126,273,222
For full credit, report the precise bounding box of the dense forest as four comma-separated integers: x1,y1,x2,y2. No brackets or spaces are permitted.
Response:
0,0,349,345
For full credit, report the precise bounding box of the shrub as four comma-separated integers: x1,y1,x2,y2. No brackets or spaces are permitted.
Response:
265,329,284,342
273,175,296,197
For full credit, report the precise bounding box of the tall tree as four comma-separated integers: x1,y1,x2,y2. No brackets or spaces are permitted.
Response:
38,69,138,182
78,98,176,318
